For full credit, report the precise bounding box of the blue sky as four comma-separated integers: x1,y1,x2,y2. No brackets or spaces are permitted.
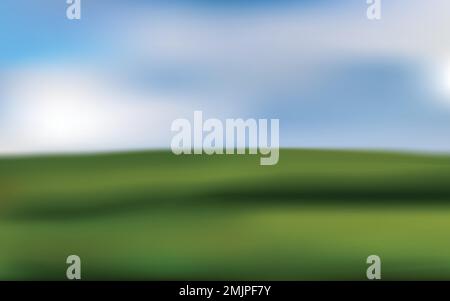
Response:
1,0,450,154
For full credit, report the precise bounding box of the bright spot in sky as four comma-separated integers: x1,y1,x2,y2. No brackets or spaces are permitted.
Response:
436,58,450,103
0,67,188,154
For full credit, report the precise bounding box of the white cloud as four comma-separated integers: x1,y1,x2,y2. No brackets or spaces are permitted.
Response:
101,0,450,107
113,1,450,66
0,65,192,154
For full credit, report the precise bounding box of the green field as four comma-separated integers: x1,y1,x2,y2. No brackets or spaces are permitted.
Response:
1,149,450,280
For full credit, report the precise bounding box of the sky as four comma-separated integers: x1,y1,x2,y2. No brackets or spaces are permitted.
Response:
1,0,450,154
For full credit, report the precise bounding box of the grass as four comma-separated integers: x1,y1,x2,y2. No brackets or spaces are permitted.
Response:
1,149,450,280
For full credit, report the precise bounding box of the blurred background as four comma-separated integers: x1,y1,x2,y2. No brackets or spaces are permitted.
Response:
1,0,450,280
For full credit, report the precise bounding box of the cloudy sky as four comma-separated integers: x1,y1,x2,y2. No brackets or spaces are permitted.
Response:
1,0,450,154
